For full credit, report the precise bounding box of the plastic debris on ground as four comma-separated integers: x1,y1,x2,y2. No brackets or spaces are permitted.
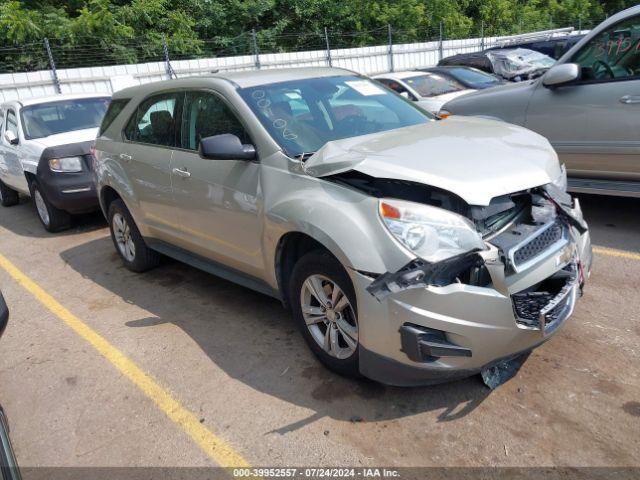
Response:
480,352,531,389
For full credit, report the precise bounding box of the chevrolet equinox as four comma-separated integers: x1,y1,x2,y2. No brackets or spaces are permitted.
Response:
94,67,592,386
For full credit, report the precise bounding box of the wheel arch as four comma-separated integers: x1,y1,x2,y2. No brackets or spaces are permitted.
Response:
99,185,122,217
274,231,342,309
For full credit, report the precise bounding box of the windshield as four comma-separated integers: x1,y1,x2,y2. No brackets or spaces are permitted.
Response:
403,73,465,97
21,97,110,140
447,67,501,87
238,75,433,157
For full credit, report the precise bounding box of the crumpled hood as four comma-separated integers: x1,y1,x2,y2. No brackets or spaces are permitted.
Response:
303,116,561,206
30,128,98,149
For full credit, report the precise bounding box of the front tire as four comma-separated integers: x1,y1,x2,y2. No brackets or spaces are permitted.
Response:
0,179,19,207
290,251,360,378
108,199,160,272
30,181,71,232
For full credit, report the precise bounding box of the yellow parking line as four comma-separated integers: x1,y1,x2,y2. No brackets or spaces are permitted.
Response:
593,245,640,261
0,253,250,468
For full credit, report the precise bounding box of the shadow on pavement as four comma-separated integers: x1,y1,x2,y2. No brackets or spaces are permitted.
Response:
0,197,106,238
577,193,640,252
60,236,492,432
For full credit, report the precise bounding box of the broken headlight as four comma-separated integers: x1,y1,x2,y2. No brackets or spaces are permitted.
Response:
379,198,485,262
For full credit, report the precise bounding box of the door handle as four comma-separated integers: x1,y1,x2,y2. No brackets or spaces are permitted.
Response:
620,95,640,104
172,167,191,178
119,153,133,162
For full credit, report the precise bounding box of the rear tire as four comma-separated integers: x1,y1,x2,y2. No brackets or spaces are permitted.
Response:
108,199,160,272
30,181,71,232
0,179,19,207
290,250,361,378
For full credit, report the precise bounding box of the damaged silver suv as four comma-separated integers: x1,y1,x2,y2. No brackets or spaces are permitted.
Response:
94,68,592,386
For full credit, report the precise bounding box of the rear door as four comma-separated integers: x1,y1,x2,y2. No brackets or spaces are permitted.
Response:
120,92,182,239
525,14,640,180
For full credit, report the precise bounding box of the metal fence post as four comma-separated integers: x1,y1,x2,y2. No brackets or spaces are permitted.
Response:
43,38,61,94
480,21,485,50
324,27,332,67
438,22,444,61
578,16,582,32
162,35,176,79
251,29,261,69
387,24,394,72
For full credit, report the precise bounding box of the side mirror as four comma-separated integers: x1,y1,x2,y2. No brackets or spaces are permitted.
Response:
399,91,410,99
3,130,18,145
543,63,580,88
199,134,256,161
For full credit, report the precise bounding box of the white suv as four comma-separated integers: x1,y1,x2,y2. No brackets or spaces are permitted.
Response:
0,94,110,231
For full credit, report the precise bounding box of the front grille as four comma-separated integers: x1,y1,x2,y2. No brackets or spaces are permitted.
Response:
512,290,570,326
512,264,576,330
512,221,563,267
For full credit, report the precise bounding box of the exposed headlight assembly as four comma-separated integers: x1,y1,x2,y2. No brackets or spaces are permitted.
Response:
49,156,83,173
379,198,485,263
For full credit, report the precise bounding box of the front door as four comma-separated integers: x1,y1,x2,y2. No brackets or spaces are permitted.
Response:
170,90,263,278
0,108,28,193
526,14,640,180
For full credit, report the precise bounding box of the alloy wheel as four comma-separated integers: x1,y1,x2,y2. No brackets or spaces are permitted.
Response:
112,212,136,262
300,274,358,359
33,188,50,226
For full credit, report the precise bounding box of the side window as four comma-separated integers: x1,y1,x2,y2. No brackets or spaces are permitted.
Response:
6,110,18,137
572,16,640,82
125,93,178,147
180,91,251,151
99,98,127,136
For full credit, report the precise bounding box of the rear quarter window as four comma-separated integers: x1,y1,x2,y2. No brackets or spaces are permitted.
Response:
99,98,128,136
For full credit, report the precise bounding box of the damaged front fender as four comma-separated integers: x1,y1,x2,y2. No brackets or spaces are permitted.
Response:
542,184,588,234
365,250,485,301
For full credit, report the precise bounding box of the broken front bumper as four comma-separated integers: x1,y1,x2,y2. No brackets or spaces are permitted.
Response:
351,216,591,387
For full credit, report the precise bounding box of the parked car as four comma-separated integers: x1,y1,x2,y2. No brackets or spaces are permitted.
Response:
0,291,7,341
487,34,586,60
0,94,111,231
416,66,505,90
0,291,22,480
441,6,640,197
439,48,556,81
94,67,592,386
373,71,475,114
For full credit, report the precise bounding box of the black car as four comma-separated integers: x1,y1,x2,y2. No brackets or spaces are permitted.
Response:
416,66,505,90
486,34,586,60
0,292,21,480
438,48,556,82
0,292,7,339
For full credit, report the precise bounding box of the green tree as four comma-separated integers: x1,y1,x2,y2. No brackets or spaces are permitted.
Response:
0,0,632,72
